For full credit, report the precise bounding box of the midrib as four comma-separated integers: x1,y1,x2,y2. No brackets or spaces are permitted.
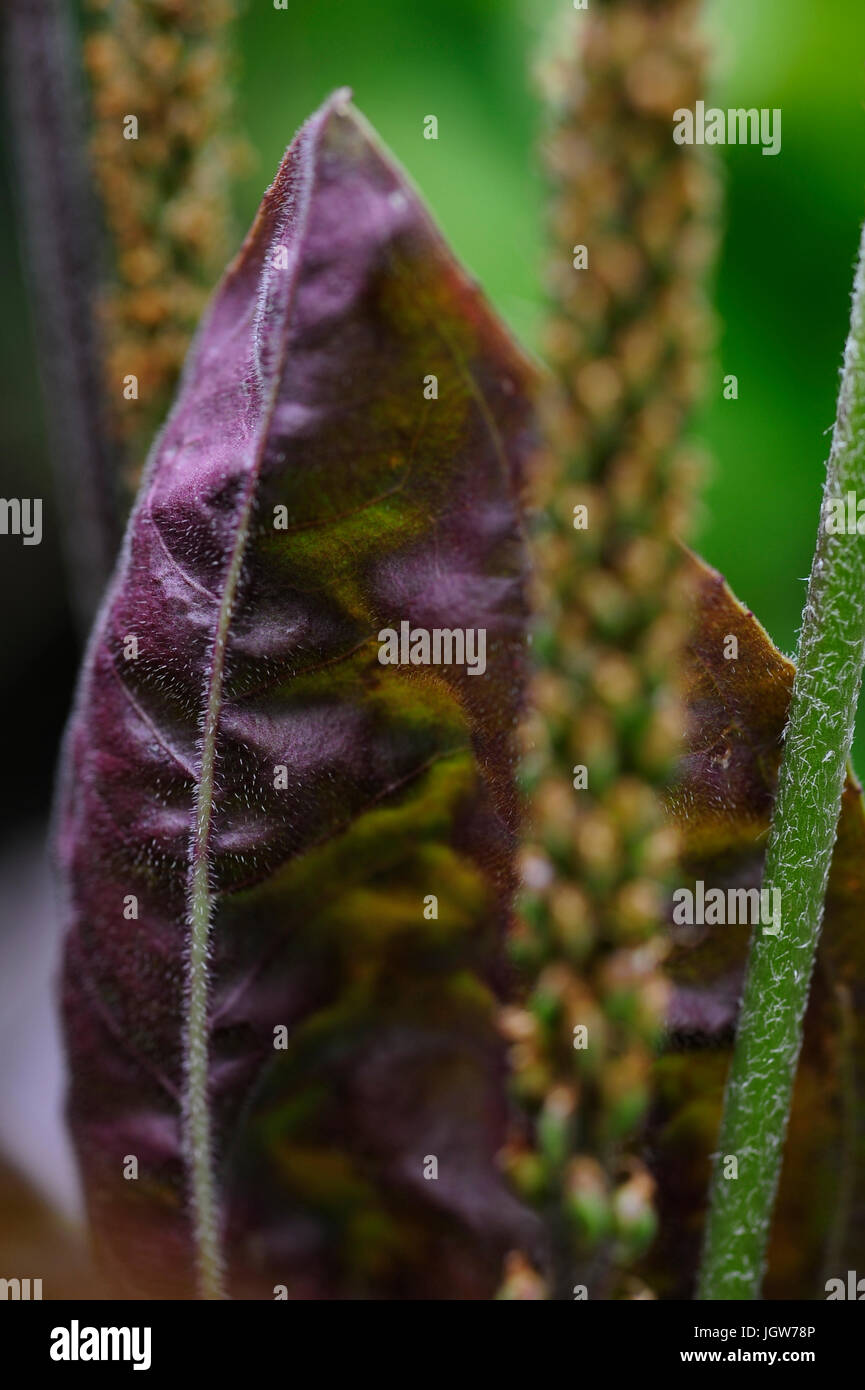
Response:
180,98,369,1299
185,494,257,1301
183,226,309,1301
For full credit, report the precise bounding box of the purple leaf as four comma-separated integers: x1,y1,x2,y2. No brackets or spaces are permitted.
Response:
55,91,540,1299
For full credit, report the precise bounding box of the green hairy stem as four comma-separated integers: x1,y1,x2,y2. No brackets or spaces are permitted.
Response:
698,220,865,1299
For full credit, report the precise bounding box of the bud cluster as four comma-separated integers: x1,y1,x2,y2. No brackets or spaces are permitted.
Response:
504,0,716,1299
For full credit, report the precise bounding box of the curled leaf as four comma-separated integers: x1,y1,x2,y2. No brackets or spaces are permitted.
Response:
56,91,539,1299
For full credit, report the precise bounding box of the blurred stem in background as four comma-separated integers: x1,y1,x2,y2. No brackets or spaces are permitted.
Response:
699,218,865,1300
5,0,121,630
503,0,717,1299
5,0,245,624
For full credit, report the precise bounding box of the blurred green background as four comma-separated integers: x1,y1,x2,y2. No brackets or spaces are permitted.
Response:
4,0,865,833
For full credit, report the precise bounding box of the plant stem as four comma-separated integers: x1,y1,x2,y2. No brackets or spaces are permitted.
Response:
698,220,865,1300
5,0,121,628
